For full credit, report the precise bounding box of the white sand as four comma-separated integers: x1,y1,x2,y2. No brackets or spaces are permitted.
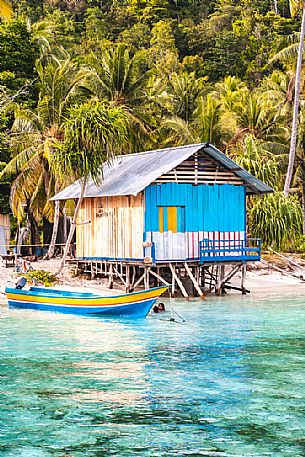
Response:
1,257,305,296
0,258,123,296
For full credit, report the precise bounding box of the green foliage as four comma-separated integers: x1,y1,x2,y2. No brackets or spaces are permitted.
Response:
2,0,305,250
52,101,129,181
0,19,39,92
22,269,58,286
230,135,280,189
0,55,98,222
249,193,303,250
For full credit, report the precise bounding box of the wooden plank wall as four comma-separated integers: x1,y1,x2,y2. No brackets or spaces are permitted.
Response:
77,194,144,260
0,214,10,247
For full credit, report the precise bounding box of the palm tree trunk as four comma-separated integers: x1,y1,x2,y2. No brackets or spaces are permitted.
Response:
56,179,86,275
47,200,60,259
301,181,305,234
284,5,305,197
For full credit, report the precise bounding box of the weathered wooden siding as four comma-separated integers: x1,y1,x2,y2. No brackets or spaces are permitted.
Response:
77,195,144,260
0,214,10,247
145,183,246,261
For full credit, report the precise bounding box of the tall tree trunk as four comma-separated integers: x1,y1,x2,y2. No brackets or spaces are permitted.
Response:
284,6,305,196
301,181,305,234
56,179,86,275
273,0,278,14
28,209,40,256
47,200,60,259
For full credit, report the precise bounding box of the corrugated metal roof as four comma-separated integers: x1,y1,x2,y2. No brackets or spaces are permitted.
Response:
51,143,273,200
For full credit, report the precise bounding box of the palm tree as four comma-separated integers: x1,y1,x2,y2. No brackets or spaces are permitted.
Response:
161,92,221,147
1,54,98,257
225,91,286,150
284,0,305,196
53,101,129,274
164,72,206,122
90,43,151,150
0,0,12,21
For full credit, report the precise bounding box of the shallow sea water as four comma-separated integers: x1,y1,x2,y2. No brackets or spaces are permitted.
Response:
1,291,305,456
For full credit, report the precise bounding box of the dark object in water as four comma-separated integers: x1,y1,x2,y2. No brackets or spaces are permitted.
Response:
15,277,27,290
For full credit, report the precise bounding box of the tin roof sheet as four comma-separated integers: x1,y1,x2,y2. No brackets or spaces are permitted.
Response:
51,143,273,200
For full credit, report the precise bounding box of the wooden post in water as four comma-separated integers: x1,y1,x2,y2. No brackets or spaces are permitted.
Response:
184,262,205,300
169,263,189,300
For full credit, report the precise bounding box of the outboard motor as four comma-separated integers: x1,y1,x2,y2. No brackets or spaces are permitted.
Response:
15,277,27,290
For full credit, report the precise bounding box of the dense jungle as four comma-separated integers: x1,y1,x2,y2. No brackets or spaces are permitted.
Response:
0,0,304,251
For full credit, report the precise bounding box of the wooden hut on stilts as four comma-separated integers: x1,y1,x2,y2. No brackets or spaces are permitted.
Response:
52,143,273,298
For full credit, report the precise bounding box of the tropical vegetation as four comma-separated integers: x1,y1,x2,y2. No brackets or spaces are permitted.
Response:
1,0,305,251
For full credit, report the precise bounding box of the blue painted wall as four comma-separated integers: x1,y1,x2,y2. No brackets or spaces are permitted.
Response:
145,183,246,233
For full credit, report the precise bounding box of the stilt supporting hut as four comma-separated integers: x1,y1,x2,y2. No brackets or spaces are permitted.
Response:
51,143,273,297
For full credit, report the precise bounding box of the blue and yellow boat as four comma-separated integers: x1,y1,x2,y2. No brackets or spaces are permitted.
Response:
5,284,168,317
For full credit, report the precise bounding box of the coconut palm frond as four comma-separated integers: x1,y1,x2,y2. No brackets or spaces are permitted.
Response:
0,147,38,178
0,0,12,21
271,42,300,64
195,94,221,144
162,116,199,145
10,161,44,220
229,135,281,189
30,172,49,222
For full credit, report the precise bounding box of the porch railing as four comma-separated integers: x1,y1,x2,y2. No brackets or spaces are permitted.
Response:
199,238,261,263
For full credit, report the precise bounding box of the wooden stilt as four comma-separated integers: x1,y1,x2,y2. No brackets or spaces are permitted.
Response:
113,265,127,288
215,265,221,295
126,265,130,293
171,265,176,296
157,266,161,286
209,266,214,292
184,262,205,300
149,269,170,286
202,267,206,289
134,269,149,289
131,266,136,288
108,263,113,289
222,265,241,286
241,264,247,294
169,263,189,300
220,265,225,294
144,267,149,289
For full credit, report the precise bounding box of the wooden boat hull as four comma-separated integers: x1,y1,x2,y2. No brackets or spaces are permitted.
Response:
5,286,168,318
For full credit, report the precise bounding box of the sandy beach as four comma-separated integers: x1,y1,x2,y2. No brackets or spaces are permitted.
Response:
1,255,305,296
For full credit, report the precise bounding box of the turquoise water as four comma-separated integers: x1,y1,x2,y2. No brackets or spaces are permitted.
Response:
1,292,305,456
